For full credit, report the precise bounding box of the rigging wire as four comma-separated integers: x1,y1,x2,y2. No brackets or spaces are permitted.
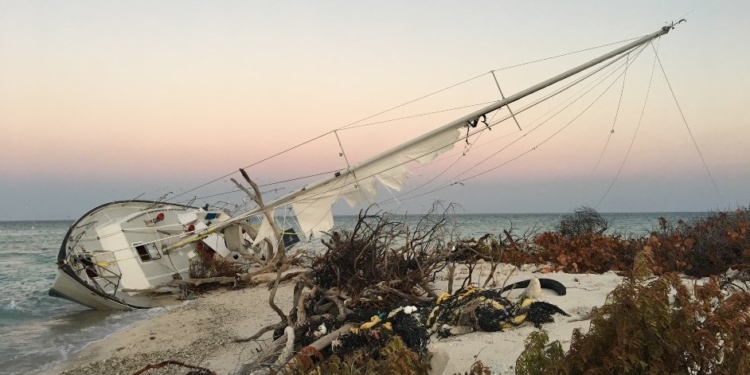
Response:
447,45,646,185
343,36,642,133
652,43,720,193
172,170,338,205
142,42,647,247
377,51,637,205
491,37,640,72
169,132,335,202
339,101,495,130
374,43,649,207
594,40,660,209
339,72,491,130
381,44,649,206
417,50,634,170
591,55,629,176
457,52,642,186
165,36,643,204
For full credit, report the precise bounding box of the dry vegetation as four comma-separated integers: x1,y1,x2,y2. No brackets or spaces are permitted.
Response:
503,207,750,286
515,250,750,375
135,175,750,375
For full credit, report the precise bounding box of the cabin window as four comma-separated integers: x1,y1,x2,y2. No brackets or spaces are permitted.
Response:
135,244,151,262
134,243,162,262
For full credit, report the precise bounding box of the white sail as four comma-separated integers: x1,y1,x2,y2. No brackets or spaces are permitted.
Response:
287,125,463,240
290,175,346,240
251,214,277,249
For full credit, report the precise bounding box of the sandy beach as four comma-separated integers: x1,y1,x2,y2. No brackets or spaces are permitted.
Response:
43,264,625,375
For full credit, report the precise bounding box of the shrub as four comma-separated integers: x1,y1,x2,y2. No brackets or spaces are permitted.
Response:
556,206,608,238
652,208,750,277
527,232,639,274
515,251,750,375
504,207,750,278
292,336,430,375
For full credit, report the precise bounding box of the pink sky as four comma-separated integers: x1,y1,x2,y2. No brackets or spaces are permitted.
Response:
2,1,749,220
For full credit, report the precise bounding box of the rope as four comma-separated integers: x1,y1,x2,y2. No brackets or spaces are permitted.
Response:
591,55,629,176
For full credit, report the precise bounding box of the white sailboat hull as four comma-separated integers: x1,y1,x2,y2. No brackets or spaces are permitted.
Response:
49,267,134,310
49,200,240,310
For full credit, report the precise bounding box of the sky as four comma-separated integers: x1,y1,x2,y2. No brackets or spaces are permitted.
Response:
2,1,750,220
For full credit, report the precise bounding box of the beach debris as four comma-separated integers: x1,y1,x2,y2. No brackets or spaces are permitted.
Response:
425,285,569,337
309,204,452,310
227,202,572,374
500,277,567,296
132,360,217,375
721,266,750,292
522,277,542,298
253,283,569,373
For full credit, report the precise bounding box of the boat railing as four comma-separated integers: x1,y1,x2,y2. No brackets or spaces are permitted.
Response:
86,252,123,297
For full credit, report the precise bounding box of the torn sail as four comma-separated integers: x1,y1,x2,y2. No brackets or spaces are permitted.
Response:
251,125,463,243
289,125,463,240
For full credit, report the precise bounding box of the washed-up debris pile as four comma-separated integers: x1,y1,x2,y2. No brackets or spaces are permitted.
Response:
229,209,570,375
426,286,569,337
308,284,569,357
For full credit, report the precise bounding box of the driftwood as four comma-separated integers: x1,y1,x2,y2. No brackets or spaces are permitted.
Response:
236,168,287,263
235,205,458,372
310,205,453,310
236,324,354,375
133,360,217,375
275,327,296,367
306,323,354,351
235,332,289,375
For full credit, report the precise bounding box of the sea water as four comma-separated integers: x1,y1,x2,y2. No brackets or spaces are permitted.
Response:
0,212,707,374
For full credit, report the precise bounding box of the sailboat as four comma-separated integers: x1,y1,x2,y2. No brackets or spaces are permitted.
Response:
50,24,681,310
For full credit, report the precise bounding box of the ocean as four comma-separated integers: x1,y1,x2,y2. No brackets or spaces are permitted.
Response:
0,212,707,375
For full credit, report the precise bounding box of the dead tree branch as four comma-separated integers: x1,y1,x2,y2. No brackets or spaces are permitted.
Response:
133,360,217,375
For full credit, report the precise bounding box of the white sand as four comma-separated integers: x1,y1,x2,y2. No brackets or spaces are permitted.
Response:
46,264,625,375
429,265,623,374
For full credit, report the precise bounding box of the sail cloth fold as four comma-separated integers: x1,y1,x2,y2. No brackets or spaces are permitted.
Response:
250,125,463,244
291,180,342,240
251,213,278,251
287,125,463,240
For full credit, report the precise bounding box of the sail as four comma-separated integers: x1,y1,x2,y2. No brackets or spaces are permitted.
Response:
254,125,463,243
298,126,462,239
251,214,277,250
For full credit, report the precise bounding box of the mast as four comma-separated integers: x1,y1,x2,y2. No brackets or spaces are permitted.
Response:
170,25,674,249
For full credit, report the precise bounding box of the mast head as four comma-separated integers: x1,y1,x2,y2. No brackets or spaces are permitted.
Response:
662,18,687,33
